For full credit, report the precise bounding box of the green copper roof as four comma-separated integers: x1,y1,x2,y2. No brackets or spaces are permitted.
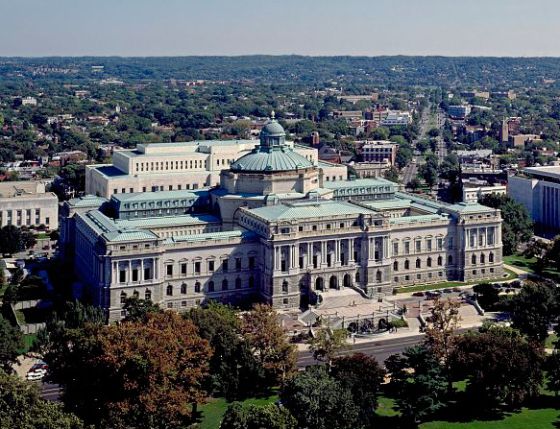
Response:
164,230,257,244
67,195,108,208
230,146,314,172
248,200,377,221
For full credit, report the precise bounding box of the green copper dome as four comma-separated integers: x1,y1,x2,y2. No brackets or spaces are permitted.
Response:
230,117,314,172
230,147,314,172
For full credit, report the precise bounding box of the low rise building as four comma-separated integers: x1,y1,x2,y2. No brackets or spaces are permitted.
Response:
462,185,507,203
360,140,398,164
0,181,58,230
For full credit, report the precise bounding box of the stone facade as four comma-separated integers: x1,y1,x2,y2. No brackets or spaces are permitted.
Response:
64,119,504,322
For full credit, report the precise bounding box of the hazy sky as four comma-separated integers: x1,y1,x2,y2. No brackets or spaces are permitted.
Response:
1,0,558,57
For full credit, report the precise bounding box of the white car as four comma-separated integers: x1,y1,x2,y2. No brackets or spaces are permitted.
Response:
26,362,48,381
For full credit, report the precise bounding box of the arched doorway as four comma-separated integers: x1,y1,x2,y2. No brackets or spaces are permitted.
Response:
315,277,324,291
343,273,352,288
329,276,338,290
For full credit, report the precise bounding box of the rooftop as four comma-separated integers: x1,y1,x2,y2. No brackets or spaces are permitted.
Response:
247,200,378,222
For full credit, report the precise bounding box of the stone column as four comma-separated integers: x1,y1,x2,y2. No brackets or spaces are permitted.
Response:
336,240,341,263
321,241,327,264
349,239,354,262
128,260,131,284
140,259,144,282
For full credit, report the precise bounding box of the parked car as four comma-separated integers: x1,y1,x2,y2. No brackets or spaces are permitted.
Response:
452,287,462,293
443,288,452,293
412,291,425,297
26,362,48,381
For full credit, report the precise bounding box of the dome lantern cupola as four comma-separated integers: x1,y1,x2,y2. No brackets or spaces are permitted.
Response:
259,112,286,150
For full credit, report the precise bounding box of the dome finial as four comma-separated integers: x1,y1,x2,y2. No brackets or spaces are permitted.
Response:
271,110,275,120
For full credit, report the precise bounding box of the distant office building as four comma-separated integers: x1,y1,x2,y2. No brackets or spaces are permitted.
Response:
14,97,38,107
463,185,507,203
448,105,471,120
380,111,412,127
360,141,398,165
491,90,517,100
337,94,379,103
332,110,363,120
509,166,560,231
348,161,393,179
0,181,58,230
460,90,490,100
509,134,541,148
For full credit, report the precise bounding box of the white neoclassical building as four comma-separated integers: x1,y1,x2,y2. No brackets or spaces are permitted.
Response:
62,119,504,322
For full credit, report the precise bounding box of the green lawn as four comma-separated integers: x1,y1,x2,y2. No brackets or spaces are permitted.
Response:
17,334,37,354
504,254,560,282
545,334,558,350
197,393,279,429
420,408,560,429
396,269,517,294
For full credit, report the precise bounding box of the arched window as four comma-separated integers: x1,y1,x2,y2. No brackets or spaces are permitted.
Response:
166,285,173,296
208,281,215,292
416,258,421,269
471,254,477,265
181,283,187,294
120,291,127,304
235,277,242,289
222,279,228,291
427,257,432,267
144,289,151,301
194,282,201,293
376,270,382,283
480,253,485,264
448,255,453,265
393,261,399,271
489,252,494,263
282,281,289,293
404,260,410,270
437,256,443,266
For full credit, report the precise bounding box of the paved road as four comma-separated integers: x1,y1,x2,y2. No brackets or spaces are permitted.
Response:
297,334,424,368
40,383,62,401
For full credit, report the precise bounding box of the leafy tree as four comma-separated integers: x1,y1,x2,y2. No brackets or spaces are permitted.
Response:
450,326,544,408
407,177,421,191
242,304,297,386
0,225,27,255
510,281,558,343
220,402,297,429
331,353,385,427
385,345,448,424
44,311,211,429
479,194,533,255
281,365,359,429
384,166,400,182
473,282,500,310
546,349,560,396
308,324,348,367
0,370,84,429
395,143,413,168
0,315,23,372
122,296,162,322
187,303,264,400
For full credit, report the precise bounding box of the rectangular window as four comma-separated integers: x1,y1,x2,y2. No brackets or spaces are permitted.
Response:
222,259,228,272
181,263,187,275
404,242,410,255
119,270,126,283
393,242,399,256
166,265,173,276
194,262,201,274
236,258,242,271
426,239,432,251
208,260,215,272
144,267,152,280
248,257,255,270
132,269,138,282
415,240,421,253
437,238,443,250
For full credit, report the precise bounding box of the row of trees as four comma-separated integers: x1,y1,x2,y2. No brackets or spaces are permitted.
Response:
25,300,297,429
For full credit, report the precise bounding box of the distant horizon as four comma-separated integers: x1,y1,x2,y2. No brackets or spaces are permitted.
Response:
4,54,560,59
1,0,559,57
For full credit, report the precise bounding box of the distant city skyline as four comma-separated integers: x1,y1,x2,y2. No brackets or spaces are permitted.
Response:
1,0,559,57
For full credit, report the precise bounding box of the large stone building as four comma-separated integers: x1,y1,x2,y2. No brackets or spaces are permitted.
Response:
0,181,58,230
63,119,504,321
509,166,560,233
